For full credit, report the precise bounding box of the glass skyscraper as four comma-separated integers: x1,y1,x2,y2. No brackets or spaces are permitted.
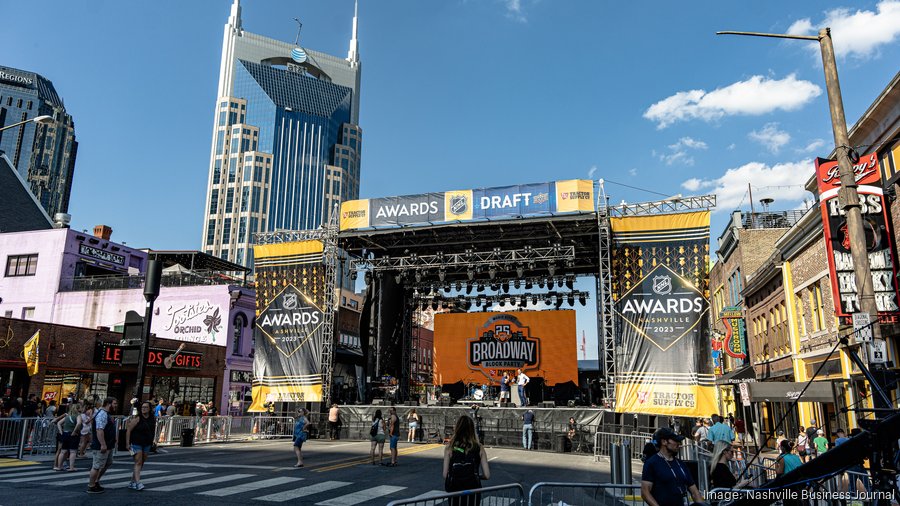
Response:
0,65,77,219
202,0,362,269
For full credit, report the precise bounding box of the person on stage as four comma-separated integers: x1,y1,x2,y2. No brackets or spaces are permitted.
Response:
499,372,511,404
515,369,529,407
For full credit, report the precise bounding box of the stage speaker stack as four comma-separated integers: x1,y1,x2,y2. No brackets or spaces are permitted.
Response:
539,401,555,409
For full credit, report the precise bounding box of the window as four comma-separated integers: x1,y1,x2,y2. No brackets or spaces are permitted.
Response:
238,217,247,242
22,307,35,319
795,294,807,337
809,285,825,332
6,254,38,277
814,284,826,331
213,160,221,185
209,189,219,214
3,310,12,318
240,187,249,212
232,314,246,356
216,131,225,155
206,220,216,246
225,188,234,213
222,218,232,243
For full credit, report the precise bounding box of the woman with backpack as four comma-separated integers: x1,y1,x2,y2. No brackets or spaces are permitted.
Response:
443,415,491,505
369,409,387,465
292,408,310,467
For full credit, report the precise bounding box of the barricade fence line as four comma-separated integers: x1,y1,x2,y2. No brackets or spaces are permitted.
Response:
387,483,525,506
528,482,641,506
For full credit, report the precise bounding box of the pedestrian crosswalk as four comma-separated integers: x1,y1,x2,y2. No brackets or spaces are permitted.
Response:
0,464,420,505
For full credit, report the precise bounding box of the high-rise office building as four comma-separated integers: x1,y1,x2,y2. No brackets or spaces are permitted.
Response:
202,0,362,268
0,65,78,219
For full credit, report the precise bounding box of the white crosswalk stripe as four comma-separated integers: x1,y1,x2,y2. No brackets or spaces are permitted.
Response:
315,485,407,506
254,480,352,502
0,469,62,479
105,471,211,489
198,476,305,496
151,473,254,492
51,469,167,486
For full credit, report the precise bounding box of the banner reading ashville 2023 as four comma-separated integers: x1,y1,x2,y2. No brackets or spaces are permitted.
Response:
250,241,327,411
611,211,717,416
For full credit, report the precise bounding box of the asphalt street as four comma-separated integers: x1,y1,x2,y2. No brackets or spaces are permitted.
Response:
0,439,608,505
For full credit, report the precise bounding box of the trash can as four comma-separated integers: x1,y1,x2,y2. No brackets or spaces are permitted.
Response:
181,428,194,447
556,434,569,453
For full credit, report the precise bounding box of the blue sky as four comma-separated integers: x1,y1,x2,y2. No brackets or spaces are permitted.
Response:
3,0,899,359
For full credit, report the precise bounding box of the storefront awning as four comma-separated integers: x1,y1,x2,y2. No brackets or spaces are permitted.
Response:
746,381,834,403
715,365,757,385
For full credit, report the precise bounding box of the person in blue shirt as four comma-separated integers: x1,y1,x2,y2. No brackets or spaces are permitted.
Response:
707,414,735,444
153,399,166,418
641,428,704,506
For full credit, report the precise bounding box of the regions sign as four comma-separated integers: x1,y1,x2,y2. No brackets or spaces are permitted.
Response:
339,179,594,230
433,311,577,387
815,154,900,320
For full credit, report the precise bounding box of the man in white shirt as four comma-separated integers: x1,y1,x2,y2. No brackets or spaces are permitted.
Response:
516,369,530,407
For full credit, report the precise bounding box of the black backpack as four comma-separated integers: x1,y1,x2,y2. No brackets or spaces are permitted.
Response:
445,446,482,492
370,419,380,437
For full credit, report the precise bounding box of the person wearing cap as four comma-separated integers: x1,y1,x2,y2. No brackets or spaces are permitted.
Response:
641,428,704,506
812,429,829,456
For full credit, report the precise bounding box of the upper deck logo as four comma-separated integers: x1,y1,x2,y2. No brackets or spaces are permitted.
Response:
450,195,468,215
653,275,672,295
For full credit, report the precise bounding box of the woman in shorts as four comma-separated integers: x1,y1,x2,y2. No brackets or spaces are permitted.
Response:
293,408,310,467
370,409,387,465
125,401,156,491
407,409,420,443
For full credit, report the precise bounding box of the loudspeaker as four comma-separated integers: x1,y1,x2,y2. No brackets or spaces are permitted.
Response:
539,401,555,409
143,260,162,299
372,399,385,405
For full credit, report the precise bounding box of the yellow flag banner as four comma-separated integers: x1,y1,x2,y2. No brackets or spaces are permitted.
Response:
250,240,327,411
24,330,40,376
611,211,717,417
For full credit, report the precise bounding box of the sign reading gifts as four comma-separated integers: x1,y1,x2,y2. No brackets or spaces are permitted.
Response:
339,179,595,230
815,154,900,321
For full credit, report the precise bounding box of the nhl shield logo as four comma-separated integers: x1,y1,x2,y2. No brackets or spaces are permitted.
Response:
282,292,299,310
637,391,650,404
652,275,672,295
450,194,468,215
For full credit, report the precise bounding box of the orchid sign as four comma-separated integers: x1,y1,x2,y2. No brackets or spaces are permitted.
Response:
152,298,228,347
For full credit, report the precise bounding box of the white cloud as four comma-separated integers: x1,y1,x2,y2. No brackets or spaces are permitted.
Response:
727,143,737,150
748,123,791,153
502,0,527,22
798,138,827,154
644,74,821,128
787,1,900,60
629,168,638,176
657,136,708,166
681,160,815,210
587,165,597,178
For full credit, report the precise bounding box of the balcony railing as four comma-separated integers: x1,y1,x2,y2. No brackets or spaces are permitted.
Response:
742,209,810,230
60,270,252,292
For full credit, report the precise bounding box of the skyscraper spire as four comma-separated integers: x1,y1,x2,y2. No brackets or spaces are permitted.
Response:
228,0,242,33
347,0,360,67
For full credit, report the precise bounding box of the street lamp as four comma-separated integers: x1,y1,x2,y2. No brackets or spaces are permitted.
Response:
717,28,881,341
0,115,54,133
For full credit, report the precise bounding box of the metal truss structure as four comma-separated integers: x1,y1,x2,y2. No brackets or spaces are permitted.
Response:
596,182,617,402
254,211,340,408
349,245,577,276
608,194,716,216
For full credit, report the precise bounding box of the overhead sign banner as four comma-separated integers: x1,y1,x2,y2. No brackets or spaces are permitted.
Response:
339,179,595,230
611,211,717,417
815,154,900,320
433,311,577,387
250,241,327,411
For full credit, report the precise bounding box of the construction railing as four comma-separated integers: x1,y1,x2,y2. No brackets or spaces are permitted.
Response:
593,431,652,461
0,417,61,458
528,482,642,506
386,483,525,506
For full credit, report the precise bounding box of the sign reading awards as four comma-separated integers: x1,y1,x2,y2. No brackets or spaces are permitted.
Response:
257,284,324,358
815,154,900,321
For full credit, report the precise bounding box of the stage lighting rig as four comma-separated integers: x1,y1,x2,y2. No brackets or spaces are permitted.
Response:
565,275,575,289
455,281,462,291
516,265,525,278
467,268,475,281
525,278,533,289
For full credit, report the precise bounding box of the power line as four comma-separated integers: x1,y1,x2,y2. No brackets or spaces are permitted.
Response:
602,179,670,197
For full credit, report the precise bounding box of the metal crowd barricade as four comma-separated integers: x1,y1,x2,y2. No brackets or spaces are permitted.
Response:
0,417,59,458
386,483,525,506
154,416,196,445
251,416,295,439
229,416,256,440
528,482,641,506
594,432,651,461
200,415,231,442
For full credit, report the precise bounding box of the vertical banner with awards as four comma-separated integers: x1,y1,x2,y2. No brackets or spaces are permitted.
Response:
611,211,717,416
250,240,327,411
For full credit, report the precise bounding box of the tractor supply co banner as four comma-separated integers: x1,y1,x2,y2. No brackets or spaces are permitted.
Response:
250,241,328,411
815,153,900,321
611,211,717,417
433,311,578,387
339,179,594,230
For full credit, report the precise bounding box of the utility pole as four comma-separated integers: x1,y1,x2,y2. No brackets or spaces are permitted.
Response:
133,260,162,412
718,26,892,413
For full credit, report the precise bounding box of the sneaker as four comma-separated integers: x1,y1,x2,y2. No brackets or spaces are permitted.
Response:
87,485,104,494
128,481,137,490
135,482,145,491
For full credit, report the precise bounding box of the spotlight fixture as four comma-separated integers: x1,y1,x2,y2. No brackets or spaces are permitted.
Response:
350,270,358,281
364,271,373,285
567,294,575,307
501,281,510,293
499,297,507,308
516,265,525,278
431,300,439,311
477,283,485,293
537,278,545,289
548,263,557,277
465,284,473,295
548,277,555,289
438,270,446,282
414,271,423,283
544,294,553,305
578,293,587,306
525,279,533,290
455,281,462,291
467,269,475,281
565,275,575,290
488,266,497,280
443,284,452,293
514,279,521,289
475,298,482,308
395,273,403,284
531,294,538,305
555,296,564,310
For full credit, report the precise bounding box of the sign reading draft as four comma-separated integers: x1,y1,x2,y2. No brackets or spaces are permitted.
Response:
433,311,577,387
250,240,327,411
611,211,717,417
